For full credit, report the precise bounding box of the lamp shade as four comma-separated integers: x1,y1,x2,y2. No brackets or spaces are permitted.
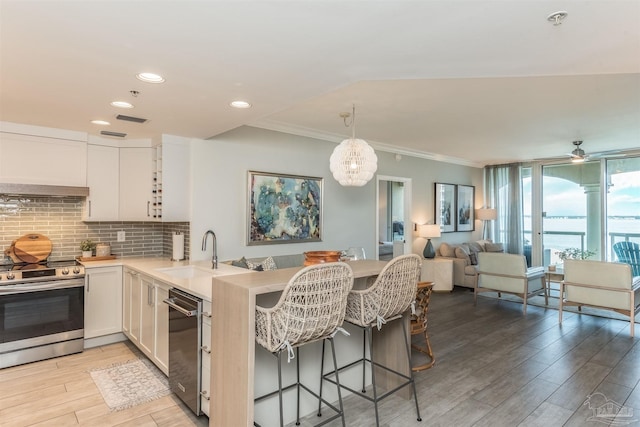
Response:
329,138,378,186
418,224,441,239
476,208,497,221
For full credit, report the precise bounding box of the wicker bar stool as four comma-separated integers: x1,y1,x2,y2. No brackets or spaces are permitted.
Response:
254,262,354,427
410,281,435,372
321,254,422,427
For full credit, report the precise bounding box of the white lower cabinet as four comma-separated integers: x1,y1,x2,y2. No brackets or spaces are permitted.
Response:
84,266,123,339
139,274,156,357
121,267,169,375
155,282,170,374
200,300,212,416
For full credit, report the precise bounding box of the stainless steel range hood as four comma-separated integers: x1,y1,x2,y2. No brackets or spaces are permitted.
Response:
0,183,89,197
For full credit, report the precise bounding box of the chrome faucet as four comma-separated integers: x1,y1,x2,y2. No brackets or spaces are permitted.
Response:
201,230,218,269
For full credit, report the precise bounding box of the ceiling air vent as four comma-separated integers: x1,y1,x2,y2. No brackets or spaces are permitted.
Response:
100,130,127,138
116,114,147,123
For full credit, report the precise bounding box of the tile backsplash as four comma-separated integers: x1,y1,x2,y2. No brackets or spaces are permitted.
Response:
0,195,189,264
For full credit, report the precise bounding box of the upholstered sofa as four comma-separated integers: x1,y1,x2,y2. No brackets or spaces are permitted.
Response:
436,240,504,288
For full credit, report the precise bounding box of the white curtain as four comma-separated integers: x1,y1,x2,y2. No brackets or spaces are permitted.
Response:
485,163,523,254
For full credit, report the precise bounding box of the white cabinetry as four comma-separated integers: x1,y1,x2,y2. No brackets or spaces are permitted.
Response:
155,282,170,374
0,122,87,186
200,300,212,416
139,274,156,356
119,147,153,221
84,266,124,348
84,144,119,220
122,267,169,375
151,136,190,221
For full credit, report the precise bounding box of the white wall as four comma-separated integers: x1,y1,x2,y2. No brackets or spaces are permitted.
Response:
190,126,484,262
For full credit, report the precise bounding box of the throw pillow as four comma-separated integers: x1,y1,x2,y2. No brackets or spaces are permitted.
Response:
455,246,471,264
231,256,249,269
485,242,504,252
246,256,278,271
439,242,455,258
262,256,278,271
468,241,484,253
469,252,478,265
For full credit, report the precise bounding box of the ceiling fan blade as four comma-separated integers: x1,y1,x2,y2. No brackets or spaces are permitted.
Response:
589,153,626,159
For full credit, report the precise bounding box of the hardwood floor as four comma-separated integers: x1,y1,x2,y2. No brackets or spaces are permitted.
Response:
2,288,640,426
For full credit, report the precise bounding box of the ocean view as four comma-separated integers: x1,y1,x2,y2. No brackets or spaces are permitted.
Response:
523,216,640,263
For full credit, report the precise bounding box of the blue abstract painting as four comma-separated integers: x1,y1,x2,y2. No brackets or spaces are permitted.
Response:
248,171,322,245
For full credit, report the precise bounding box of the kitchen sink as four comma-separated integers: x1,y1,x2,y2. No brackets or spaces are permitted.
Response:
155,265,216,279
155,264,242,279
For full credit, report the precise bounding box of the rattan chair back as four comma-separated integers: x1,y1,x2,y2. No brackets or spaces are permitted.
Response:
255,262,354,353
344,254,421,327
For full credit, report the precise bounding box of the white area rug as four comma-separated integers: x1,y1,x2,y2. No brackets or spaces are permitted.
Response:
89,358,170,411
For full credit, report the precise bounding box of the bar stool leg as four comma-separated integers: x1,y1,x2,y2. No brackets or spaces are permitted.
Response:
296,347,301,425
401,320,422,422
317,340,326,417
277,351,284,427
366,326,381,427
328,337,347,427
361,330,367,393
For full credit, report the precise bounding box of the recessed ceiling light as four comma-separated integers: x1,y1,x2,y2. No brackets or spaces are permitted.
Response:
136,72,165,83
230,100,252,109
91,120,111,125
111,101,134,109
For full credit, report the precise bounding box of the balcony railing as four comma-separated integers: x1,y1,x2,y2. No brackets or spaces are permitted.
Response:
522,230,640,263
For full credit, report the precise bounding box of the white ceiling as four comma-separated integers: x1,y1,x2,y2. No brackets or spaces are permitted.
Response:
1,1,639,168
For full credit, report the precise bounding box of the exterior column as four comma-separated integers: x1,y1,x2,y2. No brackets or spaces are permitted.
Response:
583,184,601,259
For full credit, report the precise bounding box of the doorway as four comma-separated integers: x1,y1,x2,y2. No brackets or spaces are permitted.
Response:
376,176,412,260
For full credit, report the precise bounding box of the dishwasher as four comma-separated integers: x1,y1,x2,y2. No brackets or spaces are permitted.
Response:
163,288,203,415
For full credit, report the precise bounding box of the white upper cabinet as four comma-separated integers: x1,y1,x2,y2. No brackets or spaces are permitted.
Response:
84,143,119,221
119,147,153,221
0,122,87,186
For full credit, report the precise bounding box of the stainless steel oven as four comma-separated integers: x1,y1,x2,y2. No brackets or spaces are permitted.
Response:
0,263,85,369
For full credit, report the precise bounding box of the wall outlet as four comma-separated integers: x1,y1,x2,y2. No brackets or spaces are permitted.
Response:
117,230,126,242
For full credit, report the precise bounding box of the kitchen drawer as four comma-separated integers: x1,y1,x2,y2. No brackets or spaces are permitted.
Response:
201,364,211,416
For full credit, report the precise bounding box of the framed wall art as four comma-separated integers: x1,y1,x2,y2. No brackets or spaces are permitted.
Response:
456,184,475,232
434,182,456,233
247,171,323,245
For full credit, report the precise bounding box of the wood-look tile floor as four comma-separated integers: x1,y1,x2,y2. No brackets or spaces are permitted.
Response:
3,289,640,426
0,341,207,427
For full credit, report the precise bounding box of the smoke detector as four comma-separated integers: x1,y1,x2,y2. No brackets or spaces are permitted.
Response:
547,11,568,26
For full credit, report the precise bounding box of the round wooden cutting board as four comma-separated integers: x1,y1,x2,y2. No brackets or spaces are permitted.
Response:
13,233,52,263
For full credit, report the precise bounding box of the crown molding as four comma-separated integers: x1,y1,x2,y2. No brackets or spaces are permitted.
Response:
248,119,483,169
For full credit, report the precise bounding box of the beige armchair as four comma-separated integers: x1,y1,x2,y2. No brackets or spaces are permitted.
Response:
560,259,640,337
475,252,547,314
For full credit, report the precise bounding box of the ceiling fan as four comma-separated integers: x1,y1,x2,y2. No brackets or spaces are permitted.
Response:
566,140,626,163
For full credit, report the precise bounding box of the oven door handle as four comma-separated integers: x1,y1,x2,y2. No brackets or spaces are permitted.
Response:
163,297,198,317
0,280,84,294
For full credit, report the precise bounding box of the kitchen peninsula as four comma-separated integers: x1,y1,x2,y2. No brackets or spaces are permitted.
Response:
210,259,410,427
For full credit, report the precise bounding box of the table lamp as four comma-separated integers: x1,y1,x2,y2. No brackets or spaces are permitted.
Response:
418,224,441,259
476,208,497,240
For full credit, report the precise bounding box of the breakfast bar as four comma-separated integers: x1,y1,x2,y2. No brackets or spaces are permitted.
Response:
209,259,407,427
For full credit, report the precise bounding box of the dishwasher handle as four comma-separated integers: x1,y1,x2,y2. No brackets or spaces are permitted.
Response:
163,297,199,317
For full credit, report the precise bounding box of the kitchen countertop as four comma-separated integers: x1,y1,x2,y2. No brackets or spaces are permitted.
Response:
79,257,252,301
